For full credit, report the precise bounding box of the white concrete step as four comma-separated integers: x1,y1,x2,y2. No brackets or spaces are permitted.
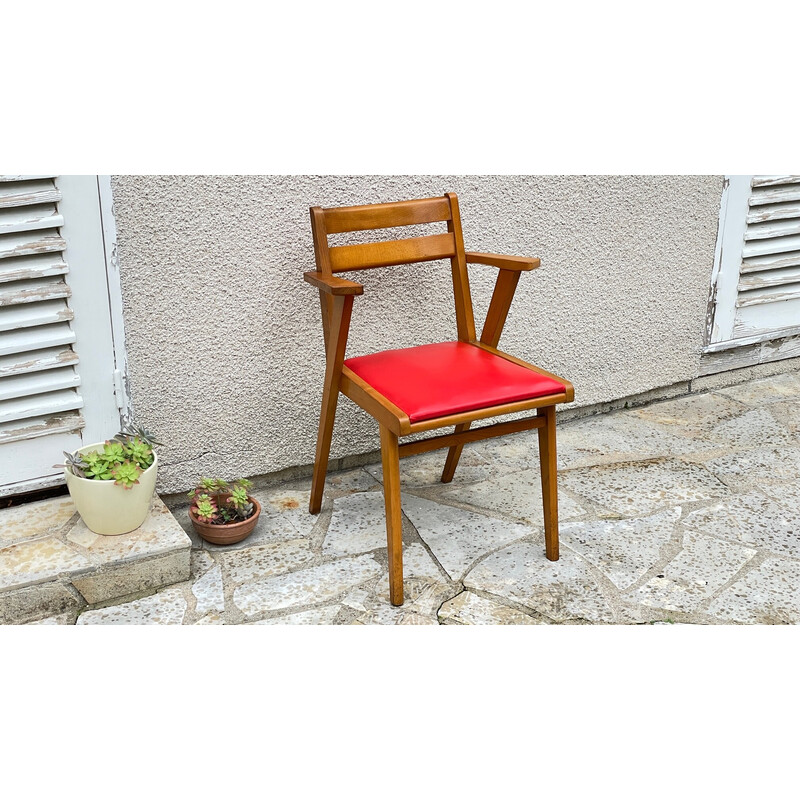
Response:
0,493,192,623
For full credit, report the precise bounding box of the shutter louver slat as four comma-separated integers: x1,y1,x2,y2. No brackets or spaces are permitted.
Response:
751,175,800,188
743,220,800,241
0,232,66,259
0,346,79,377
0,388,84,424
741,251,800,274
0,367,81,401
746,201,800,224
737,283,800,308
738,265,800,292
0,323,77,357
0,175,58,183
0,182,62,208
0,299,74,332
0,205,63,236
0,175,84,449
741,233,800,259
748,185,800,206
0,255,69,283
0,277,71,306
0,412,84,445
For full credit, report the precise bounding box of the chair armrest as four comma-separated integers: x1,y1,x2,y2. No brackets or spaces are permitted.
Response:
304,271,364,295
465,252,540,271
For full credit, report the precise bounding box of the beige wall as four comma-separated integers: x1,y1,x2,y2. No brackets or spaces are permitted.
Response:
110,175,723,493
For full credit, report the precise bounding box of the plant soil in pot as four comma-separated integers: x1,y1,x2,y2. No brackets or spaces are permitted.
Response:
187,478,261,545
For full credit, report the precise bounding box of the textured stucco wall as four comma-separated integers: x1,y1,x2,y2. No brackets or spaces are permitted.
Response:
111,175,723,493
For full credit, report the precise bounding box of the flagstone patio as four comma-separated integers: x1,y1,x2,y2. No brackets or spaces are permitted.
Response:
6,368,800,625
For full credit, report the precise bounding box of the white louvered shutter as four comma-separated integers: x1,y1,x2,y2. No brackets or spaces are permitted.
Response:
0,176,124,496
708,175,800,347
736,176,800,335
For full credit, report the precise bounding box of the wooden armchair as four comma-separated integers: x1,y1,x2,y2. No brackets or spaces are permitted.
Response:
304,193,573,606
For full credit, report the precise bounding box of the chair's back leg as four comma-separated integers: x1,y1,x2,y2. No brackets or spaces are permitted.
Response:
537,404,559,561
442,269,522,484
440,422,471,483
309,294,353,515
379,424,404,606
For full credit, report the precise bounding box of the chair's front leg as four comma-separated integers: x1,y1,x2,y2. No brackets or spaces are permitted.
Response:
537,405,559,561
379,424,404,606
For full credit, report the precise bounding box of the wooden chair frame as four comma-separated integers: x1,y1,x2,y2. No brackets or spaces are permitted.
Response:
304,193,574,606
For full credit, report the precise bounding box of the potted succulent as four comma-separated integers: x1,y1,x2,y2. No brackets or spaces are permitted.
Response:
187,477,261,545
55,422,162,536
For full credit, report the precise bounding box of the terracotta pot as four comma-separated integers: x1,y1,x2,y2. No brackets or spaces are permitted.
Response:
189,496,261,545
64,443,158,536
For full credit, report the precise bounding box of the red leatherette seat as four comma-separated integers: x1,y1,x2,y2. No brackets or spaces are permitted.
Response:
345,341,566,423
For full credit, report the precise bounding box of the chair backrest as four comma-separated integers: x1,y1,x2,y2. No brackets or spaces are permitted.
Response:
310,193,476,342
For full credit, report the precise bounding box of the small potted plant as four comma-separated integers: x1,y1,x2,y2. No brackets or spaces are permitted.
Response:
187,477,262,545
55,422,162,536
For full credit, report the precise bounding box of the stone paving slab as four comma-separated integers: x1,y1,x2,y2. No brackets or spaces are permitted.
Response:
365,449,495,488
77,585,188,625
468,431,541,473
192,563,225,615
713,372,800,407
0,581,80,626
561,508,681,591
703,446,800,489
400,494,532,580
232,554,383,618
357,543,456,624
765,399,800,434
706,556,800,624
324,492,388,556
559,459,729,517
706,407,795,450
437,467,588,526
8,368,800,625
464,541,616,623
625,533,756,613
632,391,751,434
554,412,729,470
65,497,189,565
219,538,316,586
439,591,545,625
29,612,75,625
72,549,190,605
251,606,342,625
681,491,800,557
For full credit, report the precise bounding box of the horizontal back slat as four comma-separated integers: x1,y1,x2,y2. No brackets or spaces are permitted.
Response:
324,197,451,234
329,232,456,273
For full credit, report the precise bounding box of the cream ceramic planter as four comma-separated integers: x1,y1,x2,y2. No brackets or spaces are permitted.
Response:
64,443,158,535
